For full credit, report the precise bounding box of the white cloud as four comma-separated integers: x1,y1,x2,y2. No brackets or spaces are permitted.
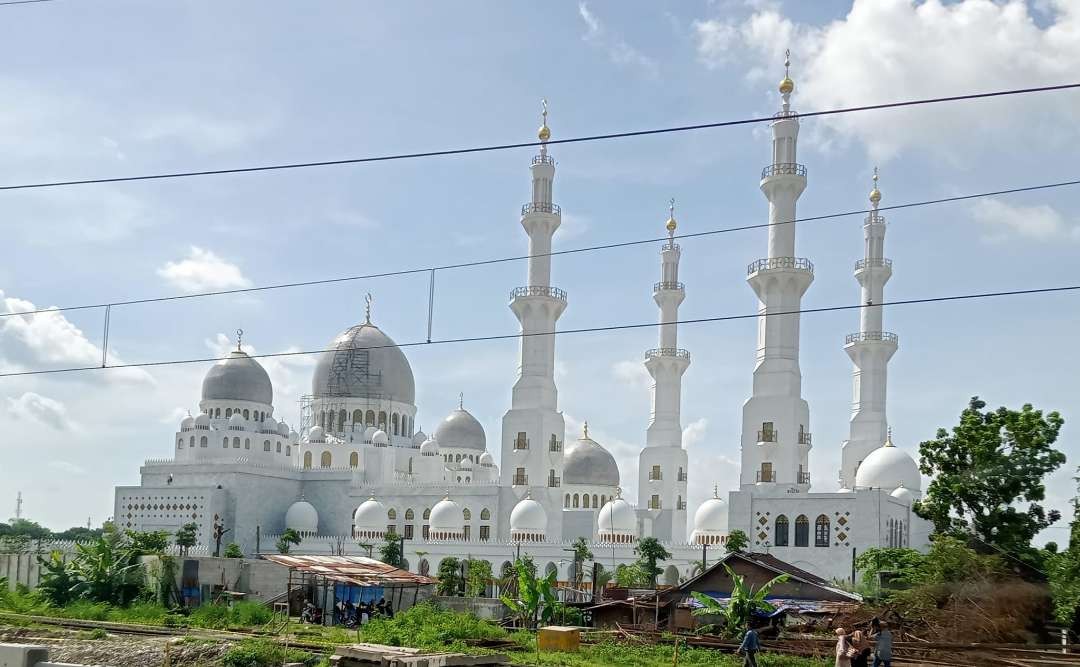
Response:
682,417,709,448
161,406,190,425
0,290,153,384
48,460,86,476
973,198,1078,242
612,359,651,389
136,112,276,154
7,392,71,430
692,0,1080,161
578,2,659,77
554,213,590,246
157,246,252,293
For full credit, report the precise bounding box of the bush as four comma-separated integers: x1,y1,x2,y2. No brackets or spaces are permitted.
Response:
358,602,507,651
188,601,273,629
59,600,111,621
188,603,231,629
222,639,314,667
231,600,273,626
111,601,172,625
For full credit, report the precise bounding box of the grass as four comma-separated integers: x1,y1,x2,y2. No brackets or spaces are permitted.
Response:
354,602,509,651
505,635,830,666
221,638,320,667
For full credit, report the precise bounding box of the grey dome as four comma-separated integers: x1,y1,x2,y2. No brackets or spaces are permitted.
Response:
563,436,619,486
312,321,415,404
201,351,273,405
433,407,486,451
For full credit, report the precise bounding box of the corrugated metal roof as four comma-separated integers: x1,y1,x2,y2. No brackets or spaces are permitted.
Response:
262,554,437,586
685,593,860,617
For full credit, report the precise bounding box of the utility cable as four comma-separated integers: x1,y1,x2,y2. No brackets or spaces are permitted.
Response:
0,83,1077,192
2,282,1077,378
3,176,1078,319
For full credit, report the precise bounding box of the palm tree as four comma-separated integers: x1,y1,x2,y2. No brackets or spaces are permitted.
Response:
690,564,789,637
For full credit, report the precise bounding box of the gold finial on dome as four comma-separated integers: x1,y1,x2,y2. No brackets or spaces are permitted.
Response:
885,426,894,447
538,98,551,143
779,48,794,95
235,328,243,352
869,166,882,208
665,197,677,236
582,420,589,439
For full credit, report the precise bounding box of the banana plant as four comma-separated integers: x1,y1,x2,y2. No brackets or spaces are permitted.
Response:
690,564,789,637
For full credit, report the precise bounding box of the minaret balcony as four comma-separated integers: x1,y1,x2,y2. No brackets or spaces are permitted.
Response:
510,285,567,303
773,109,798,119
755,470,776,483
653,281,684,292
845,331,898,345
645,348,690,361
532,154,555,166
855,258,892,271
761,162,806,180
512,473,529,486
798,471,811,484
521,202,561,216
757,429,778,443
747,256,814,276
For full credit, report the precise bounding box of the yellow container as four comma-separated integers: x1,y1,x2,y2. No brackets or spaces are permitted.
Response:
537,625,581,652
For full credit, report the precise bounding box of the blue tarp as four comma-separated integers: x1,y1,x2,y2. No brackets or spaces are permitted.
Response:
334,583,385,604
686,592,852,617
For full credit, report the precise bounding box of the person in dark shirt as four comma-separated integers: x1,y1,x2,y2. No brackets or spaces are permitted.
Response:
737,624,761,667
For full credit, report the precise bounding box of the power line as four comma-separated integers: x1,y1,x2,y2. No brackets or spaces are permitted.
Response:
4,176,1079,320
0,0,57,5
2,282,1077,379
1,83,1077,192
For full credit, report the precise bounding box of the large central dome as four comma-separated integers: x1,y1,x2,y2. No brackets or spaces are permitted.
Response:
312,321,415,404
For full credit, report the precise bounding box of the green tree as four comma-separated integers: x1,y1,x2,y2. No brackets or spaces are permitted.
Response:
174,523,199,556
915,397,1066,557
691,564,788,637
36,550,78,606
275,528,302,555
128,530,170,555
725,529,749,554
614,562,652,588
466,559,493,597
223,543,243,559
52,526,104,542
569,537,593,591
1049,471,1080,626
0,518,51,540
378,531,404,568
437,557,461,596
69,530,143,605
634,536,672,588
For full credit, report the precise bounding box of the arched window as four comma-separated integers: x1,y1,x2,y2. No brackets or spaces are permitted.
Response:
318,411,326,428
264,440,271,452
366,410,376,426
233,437,240,449
775,515,789,546
320,451,332,468
815,515,830,547
455,454,462,462
593,494,599,508
378,411,387,428
286,445,291,456
327,411,335,429
565,494,571,508
276,441,282,453
601,495,606,507
189,436,195,447
405,509,415,520
392,413,400,435
200,436,208,448
214,408,220,418
353,409,363,425
244,438,250,449
480,508,490,521
337,409,346,429
457,476,462,482
408,458,413,473
243,409,249,420
223,437,229,448
583,495,590,509
303,451,312,468
795,515,809,547
349,452,358,467
463,508,471,521
225,408,232,418
573,494,580,508
423,508,431,520
177,438,183,449
388,508,397,520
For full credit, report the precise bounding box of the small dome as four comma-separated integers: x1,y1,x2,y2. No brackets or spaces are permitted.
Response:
420,438,439,456
692,495,728,537
510,493,547,538
289,430,300,444
479,452,494,467
194,413,211,428
434,406,487,451
412,429,428,446
228,413,246,429
353,496,387,536
563,432,619,486
285,498,319,534
277,421,290,437
779,76,794,95
180,415,195,431
363,426,378,442
891,484,917,504
262,417,278,433
429,495,464,538
855,434,921,493
202,350,273,405
597,494,635,539
458,458,473,470
371,429,389,446
308,426,326,443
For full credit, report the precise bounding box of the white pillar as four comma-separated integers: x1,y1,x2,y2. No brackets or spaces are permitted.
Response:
500,102,566,541
638,202,690,542
740,52,814,491
840,169,898,487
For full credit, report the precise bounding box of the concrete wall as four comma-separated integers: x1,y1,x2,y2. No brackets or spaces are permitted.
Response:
0,643,85,667
430,596,509,621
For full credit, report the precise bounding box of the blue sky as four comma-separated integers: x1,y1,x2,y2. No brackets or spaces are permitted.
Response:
1,0,1078,546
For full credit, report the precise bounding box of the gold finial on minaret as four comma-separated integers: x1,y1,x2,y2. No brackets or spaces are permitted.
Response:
666,198,677,237
869,166,882,208
779,48,794,95
235,328,243,352
365,292,373,324
538,98,551,143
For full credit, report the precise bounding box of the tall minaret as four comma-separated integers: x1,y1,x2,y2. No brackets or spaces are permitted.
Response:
739,51,814,490
840,169,898,487
637,201,691,542
499,100,567,540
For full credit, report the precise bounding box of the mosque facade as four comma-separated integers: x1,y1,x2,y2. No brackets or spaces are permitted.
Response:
114,59,931,585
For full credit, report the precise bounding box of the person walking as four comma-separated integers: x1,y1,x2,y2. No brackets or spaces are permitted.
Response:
872,621,893,667
737,624,761,667
835,627,856,667
851,630,871,667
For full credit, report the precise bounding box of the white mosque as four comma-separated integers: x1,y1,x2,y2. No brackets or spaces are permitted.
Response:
114,56,930,585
